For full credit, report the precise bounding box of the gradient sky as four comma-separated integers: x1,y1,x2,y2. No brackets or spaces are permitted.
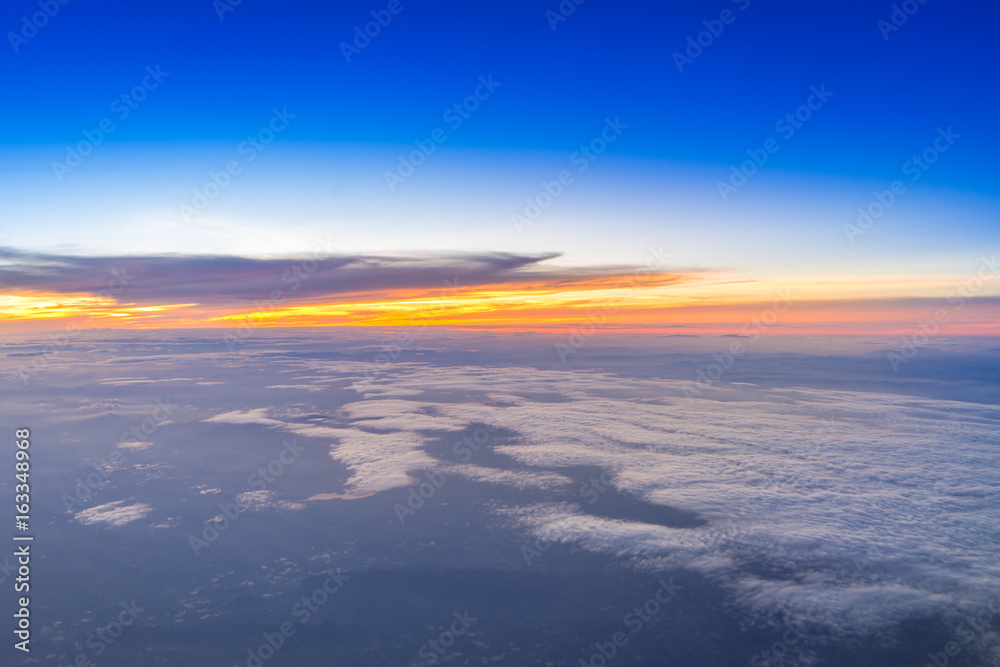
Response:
1,0,998,332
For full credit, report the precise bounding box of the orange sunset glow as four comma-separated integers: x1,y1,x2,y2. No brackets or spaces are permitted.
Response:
3,266,996,335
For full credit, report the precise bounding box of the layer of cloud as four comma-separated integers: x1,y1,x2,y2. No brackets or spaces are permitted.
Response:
75,500,152,527
234,490,304,512
0,247,690,305
441,464,572,490
201,408,440,495
337,363,1000,637
195,357,1000,640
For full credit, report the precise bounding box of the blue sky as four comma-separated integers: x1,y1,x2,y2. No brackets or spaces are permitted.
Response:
5,0,997,179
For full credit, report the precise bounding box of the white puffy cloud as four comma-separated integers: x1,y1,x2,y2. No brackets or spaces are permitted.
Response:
235,490,304,512
116,441,153,450
203,408,285,427
339,398,466,432
201,406,442,494
76,501,152,527
442,463,571,490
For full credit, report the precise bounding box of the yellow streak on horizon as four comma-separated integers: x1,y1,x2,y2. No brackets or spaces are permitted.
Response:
0,294,200,322
1,269,996,331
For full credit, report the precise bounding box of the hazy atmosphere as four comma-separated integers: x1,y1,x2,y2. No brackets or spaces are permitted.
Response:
1,1,998,665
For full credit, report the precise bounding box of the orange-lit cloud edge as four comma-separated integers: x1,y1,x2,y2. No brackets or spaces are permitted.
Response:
2,268,997,337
